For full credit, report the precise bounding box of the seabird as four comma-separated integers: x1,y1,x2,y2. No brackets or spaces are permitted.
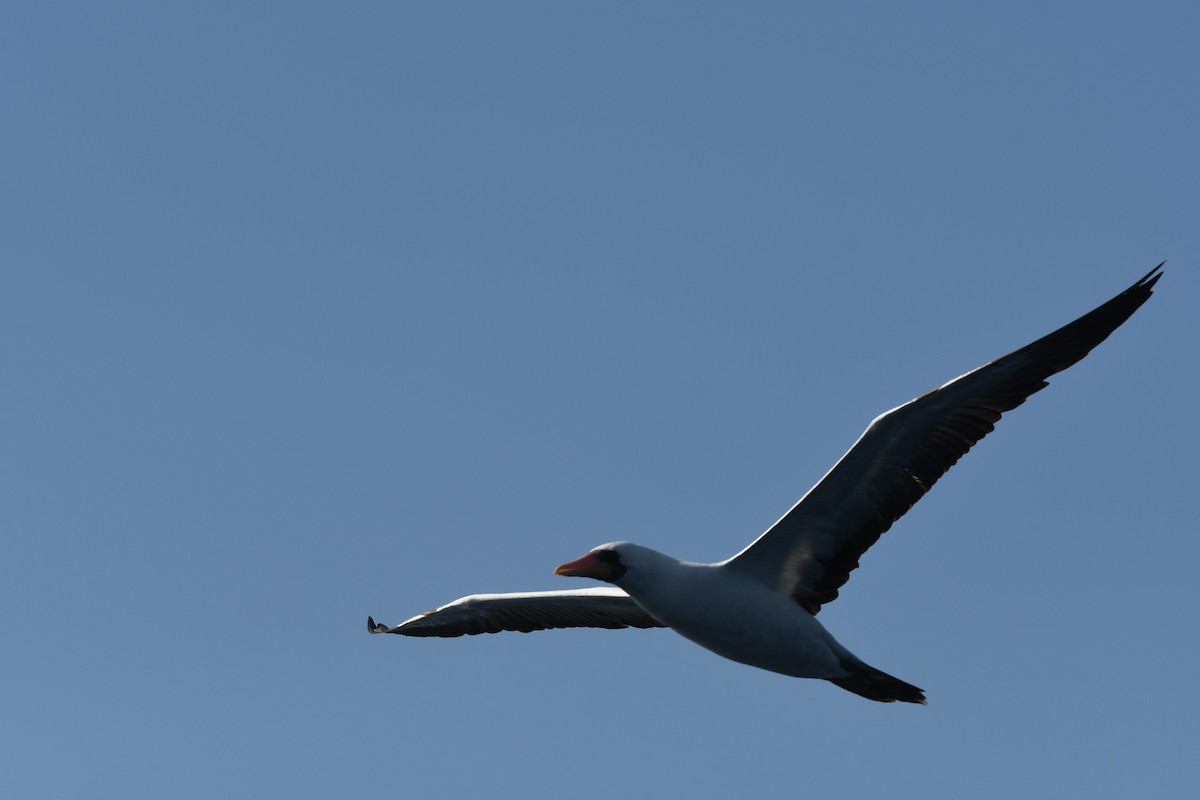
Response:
369,265,1164,704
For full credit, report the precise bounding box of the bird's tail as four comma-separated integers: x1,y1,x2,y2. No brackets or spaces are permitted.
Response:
828,658,926,704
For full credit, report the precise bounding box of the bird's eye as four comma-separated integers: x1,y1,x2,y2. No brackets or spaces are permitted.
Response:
595,550,622,566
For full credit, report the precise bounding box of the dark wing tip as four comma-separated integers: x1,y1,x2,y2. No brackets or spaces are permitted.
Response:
1126,261,1165,296
367,616,393,634
1138,260,1166,289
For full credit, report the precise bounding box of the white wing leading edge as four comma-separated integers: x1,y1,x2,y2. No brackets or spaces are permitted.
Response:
368,587,666,637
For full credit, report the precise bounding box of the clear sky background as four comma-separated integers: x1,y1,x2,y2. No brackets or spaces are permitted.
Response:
4,3,1197,798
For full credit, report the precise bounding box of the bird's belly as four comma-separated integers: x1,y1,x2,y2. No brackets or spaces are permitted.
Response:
634,584,845,679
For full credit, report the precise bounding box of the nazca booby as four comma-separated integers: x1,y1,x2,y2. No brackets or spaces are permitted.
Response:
369,265,1163,703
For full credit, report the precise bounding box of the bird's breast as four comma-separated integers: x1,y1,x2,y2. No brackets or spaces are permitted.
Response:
625,566,845,679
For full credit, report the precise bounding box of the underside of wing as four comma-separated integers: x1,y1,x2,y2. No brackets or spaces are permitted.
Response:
727,264,1163,614
367,587,666,637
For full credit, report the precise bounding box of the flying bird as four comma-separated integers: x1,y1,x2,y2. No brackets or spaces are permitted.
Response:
369,265,1164,704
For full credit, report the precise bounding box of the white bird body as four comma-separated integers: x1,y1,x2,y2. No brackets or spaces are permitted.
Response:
369,265,1164,704
609,544,848,679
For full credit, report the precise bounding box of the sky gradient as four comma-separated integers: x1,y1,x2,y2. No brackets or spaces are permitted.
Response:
4,3,1198,798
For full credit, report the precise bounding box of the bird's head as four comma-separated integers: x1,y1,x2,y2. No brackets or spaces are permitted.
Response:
554,542,638,585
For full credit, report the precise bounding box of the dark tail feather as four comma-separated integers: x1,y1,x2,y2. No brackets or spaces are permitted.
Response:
829,660,927,705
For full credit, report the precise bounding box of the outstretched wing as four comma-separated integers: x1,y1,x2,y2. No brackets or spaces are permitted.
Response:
726,264,1163,614
368,587,666,637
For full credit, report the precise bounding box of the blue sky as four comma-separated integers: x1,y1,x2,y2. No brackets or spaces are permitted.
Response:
3,3,1197,797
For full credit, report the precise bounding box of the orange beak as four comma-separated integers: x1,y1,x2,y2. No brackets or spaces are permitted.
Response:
554,552,603,578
